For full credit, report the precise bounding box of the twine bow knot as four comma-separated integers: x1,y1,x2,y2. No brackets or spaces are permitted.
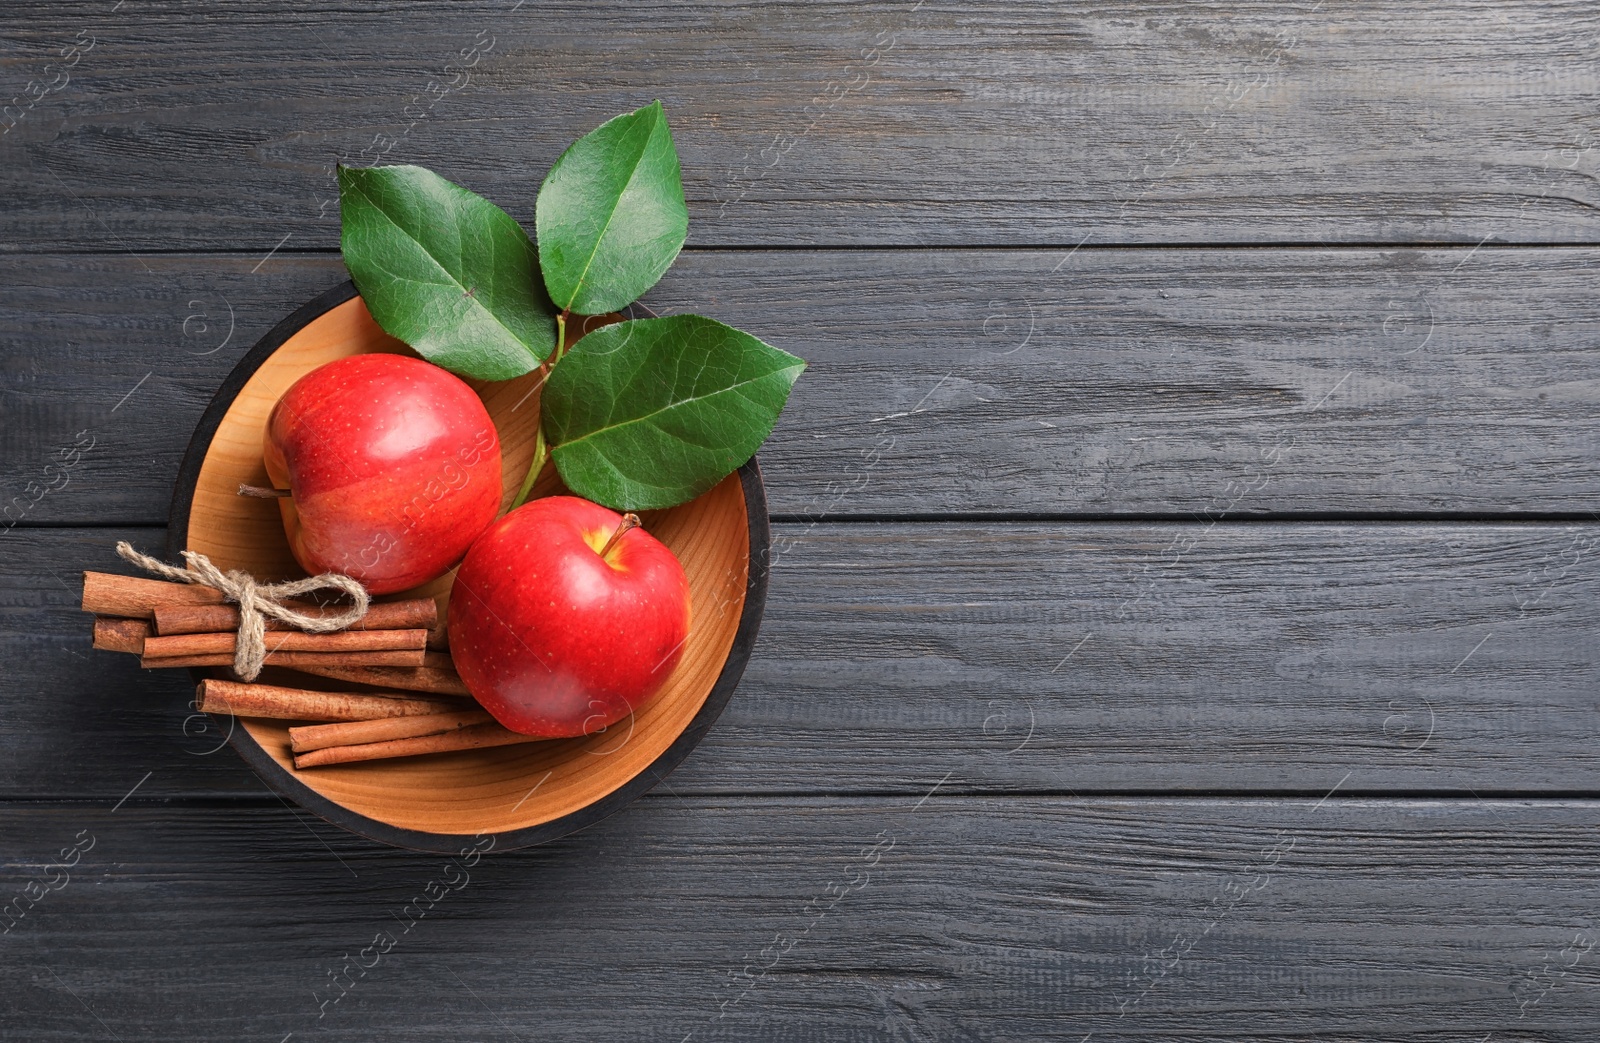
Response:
115,542,370,680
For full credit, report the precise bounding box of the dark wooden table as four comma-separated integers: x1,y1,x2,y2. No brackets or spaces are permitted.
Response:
5,2,1600,1039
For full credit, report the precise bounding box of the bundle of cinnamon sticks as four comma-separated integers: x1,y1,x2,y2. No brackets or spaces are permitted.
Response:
85,570,436,668
83,570,544,769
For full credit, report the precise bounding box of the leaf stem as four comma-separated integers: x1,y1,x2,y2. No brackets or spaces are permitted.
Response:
510,425,546,511
508,314,568,511
553,311,570,363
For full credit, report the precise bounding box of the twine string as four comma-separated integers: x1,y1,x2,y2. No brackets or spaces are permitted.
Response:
114,541,370,680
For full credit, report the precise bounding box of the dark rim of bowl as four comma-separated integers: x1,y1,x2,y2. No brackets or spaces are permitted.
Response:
165,281,771,853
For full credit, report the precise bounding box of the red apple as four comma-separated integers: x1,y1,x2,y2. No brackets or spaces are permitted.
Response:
263,353,502,594
447,496,691,738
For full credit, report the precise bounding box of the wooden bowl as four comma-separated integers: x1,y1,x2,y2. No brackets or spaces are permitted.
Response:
167,282,770,851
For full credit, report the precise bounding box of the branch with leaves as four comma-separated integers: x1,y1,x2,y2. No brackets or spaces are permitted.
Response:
336,100,805,512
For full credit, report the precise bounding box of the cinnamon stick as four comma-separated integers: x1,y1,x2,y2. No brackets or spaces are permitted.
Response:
91,620,148,652
82,571,226,618
143,628,427,659
293,720,544,768
285,652,470,697
153,598,437,636
288,709,494,753
141,648,426,670
197,678,466,721
91,616,149,654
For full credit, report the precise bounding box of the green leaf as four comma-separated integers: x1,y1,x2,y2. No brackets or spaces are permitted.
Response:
543,315,805,510
338,164,556,380
535,101,688,315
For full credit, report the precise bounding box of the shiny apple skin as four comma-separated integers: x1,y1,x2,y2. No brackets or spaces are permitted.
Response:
447,496,692,738
263,353,502,594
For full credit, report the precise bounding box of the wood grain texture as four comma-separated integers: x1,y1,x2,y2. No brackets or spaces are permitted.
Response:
6,248,1600,524
1,797,1598,1040
4,2,1600,249
6,521,1596,799
5,0,1599,1029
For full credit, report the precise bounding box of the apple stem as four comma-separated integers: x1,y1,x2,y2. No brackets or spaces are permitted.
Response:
599,513,642,558
237,484,291,498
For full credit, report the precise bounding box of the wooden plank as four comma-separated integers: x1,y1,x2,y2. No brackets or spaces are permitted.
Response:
0,254,342,529
7,248,1600,524
1,797,1598,1039
6,522,1597,800
4,1,1600,249
0,529,262,798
